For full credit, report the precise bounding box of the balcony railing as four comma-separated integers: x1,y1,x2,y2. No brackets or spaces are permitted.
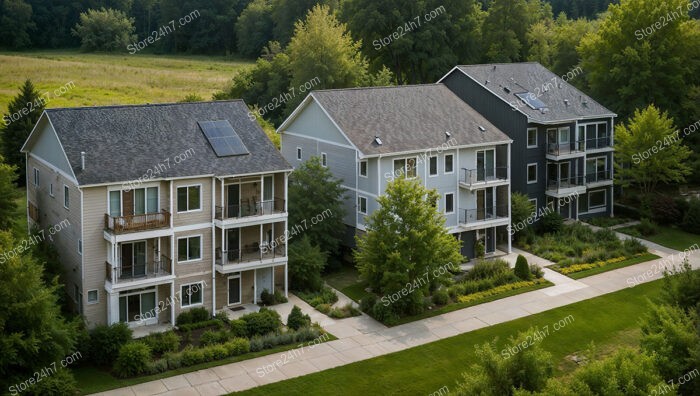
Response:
585,136,612,150
217,243,287,266
460,167,509,186
106,256,172,284
215,198,285,220
547,140,585,156
586,170,613,184
105,210,170,234
459,205,509,225
547,176,585,192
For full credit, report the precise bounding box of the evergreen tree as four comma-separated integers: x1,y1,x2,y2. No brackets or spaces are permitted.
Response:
1,79,44,186
0,156,20,231
0,0,35,49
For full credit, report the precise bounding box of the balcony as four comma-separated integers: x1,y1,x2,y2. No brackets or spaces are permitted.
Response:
106,256,172,285
585,136,612,151
104,210,170,234
547,140,585,158
585,170,613,187
459,205,509,226
460,167,509,188
546,176,586,197
216,244,287,269
215,198,285,221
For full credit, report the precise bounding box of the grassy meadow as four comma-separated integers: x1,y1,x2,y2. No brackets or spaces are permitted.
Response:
0,50,253,115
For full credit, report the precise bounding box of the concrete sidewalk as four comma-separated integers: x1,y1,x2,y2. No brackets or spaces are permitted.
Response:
93,242,699,396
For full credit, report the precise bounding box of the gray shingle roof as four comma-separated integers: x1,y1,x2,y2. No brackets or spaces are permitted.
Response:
455,63,615,123
43,100,291,186
310,84,511,156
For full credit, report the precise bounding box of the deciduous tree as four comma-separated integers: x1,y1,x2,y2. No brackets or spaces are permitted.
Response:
71,7,136,52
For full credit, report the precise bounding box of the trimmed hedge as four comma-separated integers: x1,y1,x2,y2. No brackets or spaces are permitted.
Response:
114,342,151,378
177,319,225,332
240,308,282,337
145,338,251,375
457,279,547,304
176,307,210,325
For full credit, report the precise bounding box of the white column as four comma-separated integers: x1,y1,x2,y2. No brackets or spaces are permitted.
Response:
211,177,216,314
507,143,512,254
253,269,257,304
284,263,288,297
170,281,175,325
108,291,120,325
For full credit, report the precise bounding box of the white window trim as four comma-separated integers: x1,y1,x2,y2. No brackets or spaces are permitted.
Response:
588,189,607,211
180,281,204,308
428,155,439,177
527,163,538,184
63,185,70,209
558,127,571,144
528,198,538,216
176,184,203,213
527,128,538,148
358,196,368,215
392,157,418,180
444,192,455,214
177,234,203,263
33,168,39,187
444,154,454,174
359,160,368,178
296,147,302,161
87,289,98,304
321,152,328,167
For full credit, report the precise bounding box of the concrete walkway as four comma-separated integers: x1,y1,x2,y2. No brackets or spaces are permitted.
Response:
93,240,700,396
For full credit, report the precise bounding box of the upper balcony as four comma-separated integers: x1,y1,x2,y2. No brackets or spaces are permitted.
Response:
216,244,287,269
215,174,287,228
105,255,173,290
458,204,509,230
104,210,171,234
546,176,586,198
215,198,285,222
459,167,509,190
585,136,613,152
546,140,586,160
585,169,613,188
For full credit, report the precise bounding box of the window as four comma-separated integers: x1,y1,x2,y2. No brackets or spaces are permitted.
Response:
134,187,159,215
589,190,606,209
321,153,328,167
527,163,537,184
528,198,538,215
49,183,54,197
444,154,454,174
181,282,203,307
358,196,367,214
296,147,302,161
109,190,121,216
78,239,82,255
558,127,570,144
527,128,538,148
393,158,416,179
445,193,454,214
429,156,438,176
64,185,70,209
33,168,39,187
87,289,98,304
359,160,368,177
586,157,607,182
178,236,202,262
177,185,201,212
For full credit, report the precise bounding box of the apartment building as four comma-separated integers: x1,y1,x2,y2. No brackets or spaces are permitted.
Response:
22,101,292,328
440,63,616,219
278,85,513,259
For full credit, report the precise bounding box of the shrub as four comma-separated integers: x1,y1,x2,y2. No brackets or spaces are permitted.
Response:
360,294,377,312
467,260,511,280
25,367,78,396
682,198,700,234
200,330,230,346
163,352,182,370
328,303,361,318
260,289,274,306
178,319,225,332
287,305,311,330
432,289,449,305
224,338,250,356
114,342,151,378
146,359,169,375
240,308,282,337
210,344,229,360
637,218,658,236
181,345,206,366
88,322,132,366
300,286,339,307
539,211,563,234
230,319,248,338
475,240,485,259
176,310,192,326
143,331,180,355
622,237,647,255
189,307,210,323
529,264,544,279
249,336,265,352
651,195,681,225
274,290,288,304
315,303,332,314
371,300,399,325
514,255,531,280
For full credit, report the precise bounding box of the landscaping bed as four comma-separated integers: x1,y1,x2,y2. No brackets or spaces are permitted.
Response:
296,287,361,319
520,222,654,278
618,223,700,251
582,216,634,228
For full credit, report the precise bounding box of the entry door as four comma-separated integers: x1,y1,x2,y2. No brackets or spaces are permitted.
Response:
485,228,495,253
227,184,240,218
476,150,495,181
226,228,240,262
228,276,241,305
256,267,273,299
121,242,146,278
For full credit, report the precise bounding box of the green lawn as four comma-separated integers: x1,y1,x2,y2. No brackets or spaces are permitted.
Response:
324,266,372,302
0,50,253,115
618,225,700,251
555,253,660,280
235,280,664,395
74,333,337,395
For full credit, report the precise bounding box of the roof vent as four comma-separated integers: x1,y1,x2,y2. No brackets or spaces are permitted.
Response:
564,99,570,106
80,152,86,170
540,108,549,114
558,82,563,89
374,136,383,145
493,65,497,71
485,80,490,85
478,126,486,132
445,131,452,138
503,86,511,94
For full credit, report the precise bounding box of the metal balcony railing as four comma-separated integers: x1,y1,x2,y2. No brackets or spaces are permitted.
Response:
459,205,509,224
216,244,287,266
106,256,171,284
460,167,509,186
215,198,285,220
585,136,612,150
547,176,585,192
585,170,612,184
547,140,585,156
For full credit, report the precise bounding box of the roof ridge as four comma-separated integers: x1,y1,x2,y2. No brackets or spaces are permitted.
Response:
313,83,443,94
45,99,245,112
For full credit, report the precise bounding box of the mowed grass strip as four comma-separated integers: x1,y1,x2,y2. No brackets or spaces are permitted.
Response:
234,280,663,396
0,50,253,114
618,225,700,252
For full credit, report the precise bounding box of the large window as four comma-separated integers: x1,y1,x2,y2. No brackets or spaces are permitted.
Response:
527,128,538,148
393,158,416,179
177,185,201,212
527,163,538,184
119,289,155,323
178,236,202,262
586,157,607,182
181,283,203,307
589,189,606,209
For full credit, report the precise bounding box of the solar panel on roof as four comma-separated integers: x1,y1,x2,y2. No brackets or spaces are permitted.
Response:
515,92,547,110
198,120,249,157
